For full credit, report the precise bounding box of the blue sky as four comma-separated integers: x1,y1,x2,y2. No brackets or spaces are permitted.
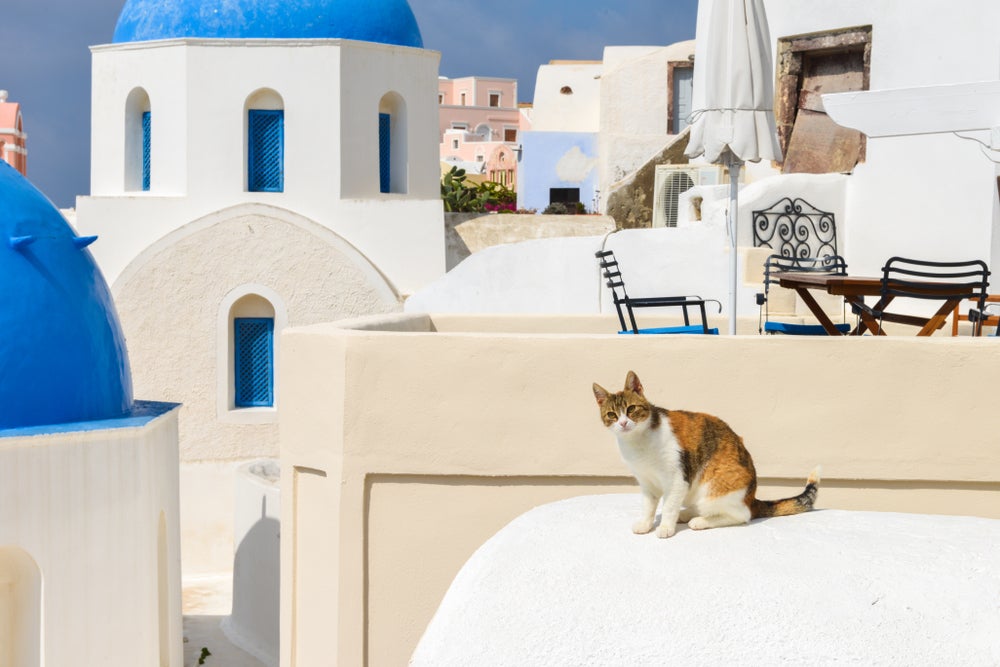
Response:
1,0,698,208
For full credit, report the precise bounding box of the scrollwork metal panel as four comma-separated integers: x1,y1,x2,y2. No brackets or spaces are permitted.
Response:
752,197,838,259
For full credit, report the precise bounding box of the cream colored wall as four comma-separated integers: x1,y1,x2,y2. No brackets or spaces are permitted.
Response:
113,205,402,581
279,314,1000,667
0,405,183,666
114,205,400,462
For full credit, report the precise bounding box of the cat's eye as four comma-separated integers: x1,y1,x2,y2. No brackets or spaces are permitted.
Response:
605,412,617,421
626,405,636,416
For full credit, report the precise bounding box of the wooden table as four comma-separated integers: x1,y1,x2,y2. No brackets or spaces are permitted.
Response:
777,272,961,336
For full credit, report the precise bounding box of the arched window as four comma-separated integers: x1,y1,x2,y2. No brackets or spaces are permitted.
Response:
378,92,407,194
245,89,284,193
218,286,287,422
125,88,151,192
234,317,274,407
231,295,275,407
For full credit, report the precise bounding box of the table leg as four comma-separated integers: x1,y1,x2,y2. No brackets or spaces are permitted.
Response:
848,295,891,335
794,288,846,335
917,299,962,336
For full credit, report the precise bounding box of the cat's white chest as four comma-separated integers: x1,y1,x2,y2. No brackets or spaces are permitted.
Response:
614,426,683,491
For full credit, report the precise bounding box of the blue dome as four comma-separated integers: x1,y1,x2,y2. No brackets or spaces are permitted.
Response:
0,162,133,430
112,0,423,47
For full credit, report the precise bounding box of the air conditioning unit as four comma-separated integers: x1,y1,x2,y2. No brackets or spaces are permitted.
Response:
651,165,722,228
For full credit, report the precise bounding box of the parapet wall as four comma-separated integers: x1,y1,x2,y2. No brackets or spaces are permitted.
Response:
279,313,1000,666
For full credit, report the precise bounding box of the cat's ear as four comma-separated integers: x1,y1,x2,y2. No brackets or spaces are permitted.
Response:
592,383,609,405
625,371,643,395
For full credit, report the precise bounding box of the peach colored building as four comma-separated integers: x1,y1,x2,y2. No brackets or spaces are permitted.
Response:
438,76,529,188
0,90,27,175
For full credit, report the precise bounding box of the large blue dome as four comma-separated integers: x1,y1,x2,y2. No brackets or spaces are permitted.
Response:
112,0,423,47
0,162,133,430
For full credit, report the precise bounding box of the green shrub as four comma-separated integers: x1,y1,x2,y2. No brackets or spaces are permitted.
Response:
441,166,517,213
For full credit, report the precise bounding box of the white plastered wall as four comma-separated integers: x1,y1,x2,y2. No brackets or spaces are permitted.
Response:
530,62,602,132
0,406,183,666
688,0,1000,276
82,38,444,294
112,203,400,575
599,41,696,190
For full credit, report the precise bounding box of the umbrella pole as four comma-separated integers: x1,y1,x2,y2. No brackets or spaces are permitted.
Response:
727,155,742,335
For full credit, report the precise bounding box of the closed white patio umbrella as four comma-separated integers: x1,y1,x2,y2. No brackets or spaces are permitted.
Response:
685,0,782,335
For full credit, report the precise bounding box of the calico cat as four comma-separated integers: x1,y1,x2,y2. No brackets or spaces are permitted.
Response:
592,371,820,538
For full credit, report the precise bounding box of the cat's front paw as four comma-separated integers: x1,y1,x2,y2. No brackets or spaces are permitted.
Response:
632,518,655,534
687,516,709,530
655,522,677,539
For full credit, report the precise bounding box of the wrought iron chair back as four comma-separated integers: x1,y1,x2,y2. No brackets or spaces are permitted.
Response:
752,197,838,259
757,254,851,335
595,250,720,335
858,257,990,335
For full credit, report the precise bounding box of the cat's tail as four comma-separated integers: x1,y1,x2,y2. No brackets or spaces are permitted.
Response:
750,466,821,519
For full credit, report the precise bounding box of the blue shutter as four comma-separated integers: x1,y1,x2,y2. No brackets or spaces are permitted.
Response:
248,110,284,192
379,112,391,193
142,111,151,191
234,318,274,407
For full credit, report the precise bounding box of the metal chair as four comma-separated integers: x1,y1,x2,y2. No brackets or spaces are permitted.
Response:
852,257,990,336
595,250,721,335
757,255,853,336
967,301,1000,336
756,254,852,335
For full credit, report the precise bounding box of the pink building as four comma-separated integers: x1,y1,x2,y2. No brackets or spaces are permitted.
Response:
0,90,27,175
438,76,530,188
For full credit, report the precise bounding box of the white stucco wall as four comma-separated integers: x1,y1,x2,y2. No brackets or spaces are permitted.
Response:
406,224,745,325
762,0,1000,274
408,173,857,329
82,38,445,293
414,497,1000,665
599,41,696,189
529,62,602,133
0,404,183,666
112,204,400,463
688,0,1000,276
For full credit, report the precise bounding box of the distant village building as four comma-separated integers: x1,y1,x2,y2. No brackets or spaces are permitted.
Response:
0,90,27,175
438,75,529,189
518,41,699,222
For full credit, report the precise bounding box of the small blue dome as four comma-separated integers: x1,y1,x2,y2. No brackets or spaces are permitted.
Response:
112,0,423,47
0,162,133,430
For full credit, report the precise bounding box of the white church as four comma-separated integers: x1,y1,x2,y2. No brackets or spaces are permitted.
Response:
68,0,446,639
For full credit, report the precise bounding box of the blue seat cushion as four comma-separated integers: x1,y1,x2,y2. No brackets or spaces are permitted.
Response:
764,321,852,335
618,325,719,335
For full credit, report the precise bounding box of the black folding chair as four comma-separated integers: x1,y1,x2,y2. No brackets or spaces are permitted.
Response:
852,257,990,336
756,254,852,335
595,250,721,335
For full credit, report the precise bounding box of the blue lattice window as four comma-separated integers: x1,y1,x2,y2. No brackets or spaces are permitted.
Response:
379,112,391,193
142,111,151,191
248,110,284,192
234,318,274,407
